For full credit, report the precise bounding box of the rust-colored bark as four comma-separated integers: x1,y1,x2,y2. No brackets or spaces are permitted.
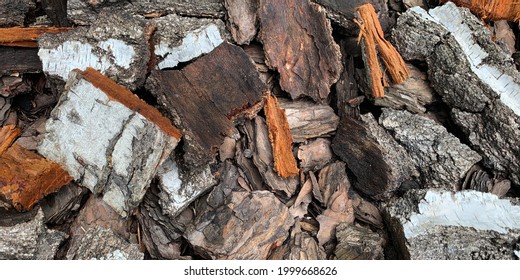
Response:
0,144,73,211
356,4,409,97
0,124,21,155
0,27,73,47
442,0,520,22
264,93,299,178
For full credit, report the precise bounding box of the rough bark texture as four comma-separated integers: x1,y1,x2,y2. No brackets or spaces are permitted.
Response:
264,94,299,178
38,10,150,90
298,138,333,173
384,189,520,259
392,3,520,186
224,0,257,45
0,124,20,155
257,0,342,102
67,0,224,25
332,113,419,199
40,182,89,225
42,0,71,27
0,47,42,74
38,69,180,217
334,223,385,260
380,108,481,190
279,98,339,143
0,0,34,27
0,143,73,211
0,209,66,260
148,43,264,167
184,162,294,260
269,221,327,260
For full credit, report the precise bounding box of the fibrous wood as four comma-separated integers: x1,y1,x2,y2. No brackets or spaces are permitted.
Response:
441,0,520,22
0,27,72,48
264,94,299,178
38,68,180,217
335,223,385,260
0,144,73,211
147,43,264,167
356,4,409,98
0,124,20,155
257,0,342,102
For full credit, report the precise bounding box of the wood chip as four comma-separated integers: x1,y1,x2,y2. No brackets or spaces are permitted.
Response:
0,143,73,211
356,3,409,97
442,0,520,22
264,94,299,178
0,124,20,155
0,27,72,48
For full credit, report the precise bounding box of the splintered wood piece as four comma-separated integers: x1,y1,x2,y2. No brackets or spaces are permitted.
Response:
0,144,73,211
38,68,180,217
148,43,264,167
356,3,409,97
0,27,72,47
0,124,21,155
264,94,299,178
257,0,342,102
441,0,520,22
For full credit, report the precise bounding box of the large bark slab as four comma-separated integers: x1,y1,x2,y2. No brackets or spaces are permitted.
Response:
392,3,520,186
384,189,520,259
38,68,180,217
147,43,264,167
257,0,342,102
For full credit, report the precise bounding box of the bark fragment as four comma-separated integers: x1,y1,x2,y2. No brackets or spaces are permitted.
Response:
224,0,257,45
335,223,385,260
297,138,333,173
40,182,88,225
264,94,299,178
441,0,520,22
148,43,264,167
0,124,20,155
0,47,41,74
0,0,34,27
257,0,342,102
0,27,72,48
269,221,327,260
38,68,180,217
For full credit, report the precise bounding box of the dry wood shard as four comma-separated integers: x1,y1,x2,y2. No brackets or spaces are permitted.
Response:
38,68,180,217
441,0,520,22
0,124,20,155
264,94,299,178
0,143,73,211
0,27,72,48
356,3,409,97
257,0,342,102
147,43,264,167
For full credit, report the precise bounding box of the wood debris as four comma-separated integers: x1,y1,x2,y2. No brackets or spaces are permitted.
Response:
441,0,520,22
0,143,73,211
224,0,257,45
356,3,409,97
0,124,20,155
0,27,72,48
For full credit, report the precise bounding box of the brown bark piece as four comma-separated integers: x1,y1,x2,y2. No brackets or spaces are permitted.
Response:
42,0,71,27
147,43,264,167
335,223,385,260
264,94,299,178
257,0,342,102
297,138,333,172
356,4,409,97
441,0,520,22
0,144,73,211
0,0,34,27
0,47,41,74
0,27,72,48
0,124,20,155
224,0,257,45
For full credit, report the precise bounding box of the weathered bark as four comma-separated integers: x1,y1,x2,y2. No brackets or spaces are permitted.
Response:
0,209,66,260
336,55,361,119
148,43,264,167
440,0,520,22
38,68,180,217
0,47,42,74
40,182,88,225
332,113,419,199
279,98,339,143
269,221,327,260
257,0,342,102
0,0,34,27
264,94,299,178
334,223,385,260
494,20,516,56
392,3,520,186
0,124,20,155
298,138,333,173
461,165,510,197
67,0,224,25
184,162,294,260
224,0,257,45
0,143,73,211
384,189,520,259
39,10,150,90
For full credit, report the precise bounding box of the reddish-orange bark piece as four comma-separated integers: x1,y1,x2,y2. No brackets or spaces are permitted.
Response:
76,67,182,140
356,4,410,98
0,27,73,47
264,93,299,178
442,0,520,22
0,124,21,156
0,144,73,211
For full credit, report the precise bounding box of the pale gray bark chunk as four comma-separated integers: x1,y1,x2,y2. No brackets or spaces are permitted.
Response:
392,3,520,186
279,98,339,143
66,226,143,260
224,0,257,45
152,14,226,69
184,162,294,260
38,10,149,90
38,71,179,217
335,223,385,260
0,0,34,27
384,189,520,259
156,157,217,218
0,209,65,260
67,0,224,25
380,108,481,190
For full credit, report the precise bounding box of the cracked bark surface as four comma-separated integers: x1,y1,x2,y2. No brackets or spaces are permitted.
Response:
392,3,520,187
0,0,34,27
38,68,180,217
